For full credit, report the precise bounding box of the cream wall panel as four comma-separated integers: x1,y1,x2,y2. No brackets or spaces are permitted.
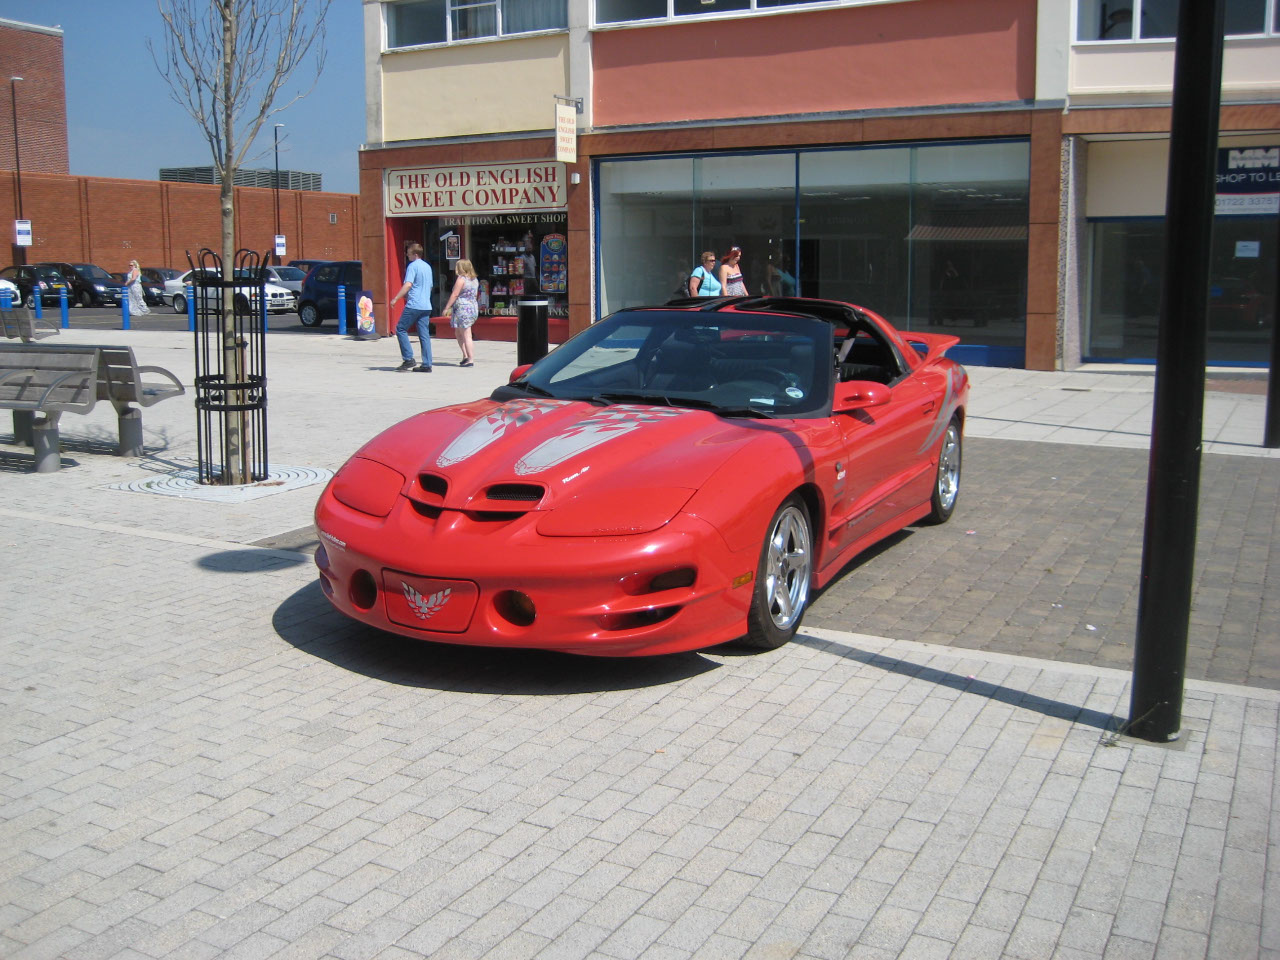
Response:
1085,135,1279,218
382,35,569,142
1070,39,1280,102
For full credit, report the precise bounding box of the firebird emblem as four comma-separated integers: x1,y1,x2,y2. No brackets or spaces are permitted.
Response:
402,582,451,620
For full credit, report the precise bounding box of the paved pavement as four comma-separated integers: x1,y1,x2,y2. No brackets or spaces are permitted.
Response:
1,327,1277,959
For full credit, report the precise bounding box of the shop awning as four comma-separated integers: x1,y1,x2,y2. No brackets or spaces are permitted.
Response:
907,224,1028,241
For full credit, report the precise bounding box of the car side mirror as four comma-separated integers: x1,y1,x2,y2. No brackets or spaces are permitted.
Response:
509,364,533,383
833,380,890,413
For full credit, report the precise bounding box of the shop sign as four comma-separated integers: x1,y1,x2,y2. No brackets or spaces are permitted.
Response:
386,160,566,217
1215,146,1279,216
555,103,577,164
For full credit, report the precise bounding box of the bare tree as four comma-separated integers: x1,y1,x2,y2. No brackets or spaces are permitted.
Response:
151,0,331,483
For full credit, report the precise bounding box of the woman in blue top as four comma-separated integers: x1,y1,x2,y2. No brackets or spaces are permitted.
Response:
688,251,722,297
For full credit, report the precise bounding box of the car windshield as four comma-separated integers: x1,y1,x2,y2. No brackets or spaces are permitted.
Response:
34,267,65,282
497,309,834,419
272,267,306,281
74,264,115,281
148,268,181,280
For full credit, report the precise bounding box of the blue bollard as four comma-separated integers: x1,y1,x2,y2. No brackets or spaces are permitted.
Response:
33,289,42,320
0,290,11,310
122,290,130,330
261,288,268,333
337,285,347,336
186,283,195,332
60,287,69,328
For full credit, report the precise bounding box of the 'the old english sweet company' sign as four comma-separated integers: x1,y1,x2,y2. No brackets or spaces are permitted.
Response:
386,161,566,217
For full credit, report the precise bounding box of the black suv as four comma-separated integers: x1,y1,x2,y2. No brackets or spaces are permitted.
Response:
36,262,127,307
298,260,362,327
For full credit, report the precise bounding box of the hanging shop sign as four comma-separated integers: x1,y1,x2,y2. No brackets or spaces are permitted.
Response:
386,160,566,217
1215,146,1279,216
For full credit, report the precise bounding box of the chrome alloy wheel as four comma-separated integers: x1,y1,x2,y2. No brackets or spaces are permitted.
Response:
936,421,961,514
763,503,812,631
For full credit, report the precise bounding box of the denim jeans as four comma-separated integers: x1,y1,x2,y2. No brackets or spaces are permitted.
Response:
395,307,434,365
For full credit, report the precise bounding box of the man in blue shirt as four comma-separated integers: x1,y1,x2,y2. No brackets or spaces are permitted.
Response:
391,242,434,372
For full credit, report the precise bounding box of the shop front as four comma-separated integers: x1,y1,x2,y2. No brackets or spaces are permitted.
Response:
383,159,571,343
595,138,1032,367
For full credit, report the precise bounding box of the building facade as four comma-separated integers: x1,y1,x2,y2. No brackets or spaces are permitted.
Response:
358,0,1280,369
160,166,325,191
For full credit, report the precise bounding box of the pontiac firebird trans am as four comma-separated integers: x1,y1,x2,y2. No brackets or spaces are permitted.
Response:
314,296,968,657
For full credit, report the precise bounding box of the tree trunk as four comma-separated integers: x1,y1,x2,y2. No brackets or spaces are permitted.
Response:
221,3,246,483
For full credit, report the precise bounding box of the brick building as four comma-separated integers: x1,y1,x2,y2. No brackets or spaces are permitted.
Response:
0,18,69,176
1,15,359,272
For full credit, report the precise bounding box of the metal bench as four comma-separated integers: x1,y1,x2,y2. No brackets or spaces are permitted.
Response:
0,343,185,472
0,303,58,343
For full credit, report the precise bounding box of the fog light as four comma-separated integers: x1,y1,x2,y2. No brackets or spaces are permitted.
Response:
350,569,378,610
495,590,536,626
598,606,679,631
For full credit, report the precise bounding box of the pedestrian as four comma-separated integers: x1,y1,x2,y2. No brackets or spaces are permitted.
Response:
689,251,722,297
125,259,150,315
441,259,479,367
390,242,434,372
719,246,748,296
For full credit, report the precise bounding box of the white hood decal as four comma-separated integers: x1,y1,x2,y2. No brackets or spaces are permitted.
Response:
436,399,568,467
515,405,686,476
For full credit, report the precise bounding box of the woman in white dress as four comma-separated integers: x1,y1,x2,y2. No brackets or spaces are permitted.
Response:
442,259,479,367
125,260,150,315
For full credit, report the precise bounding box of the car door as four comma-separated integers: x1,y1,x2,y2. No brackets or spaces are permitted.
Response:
832,331,939,549
311,264,340,317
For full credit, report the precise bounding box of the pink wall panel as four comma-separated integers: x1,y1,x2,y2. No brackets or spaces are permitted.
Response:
593,0,1036,128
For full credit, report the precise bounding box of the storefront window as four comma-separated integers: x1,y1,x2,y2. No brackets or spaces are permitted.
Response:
1086,217,1277,363
598,140,1029,357
432,212,569,319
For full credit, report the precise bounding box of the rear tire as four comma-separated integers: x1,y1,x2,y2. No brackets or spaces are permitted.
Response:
928,418,962,524
172,294,187,314
23,292,36,309
741,495,813,650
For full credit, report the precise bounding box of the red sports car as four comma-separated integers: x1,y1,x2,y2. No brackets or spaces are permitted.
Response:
314,296,968,656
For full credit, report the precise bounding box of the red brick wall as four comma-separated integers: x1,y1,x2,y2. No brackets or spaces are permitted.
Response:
0,171,360,270
0,22,69,175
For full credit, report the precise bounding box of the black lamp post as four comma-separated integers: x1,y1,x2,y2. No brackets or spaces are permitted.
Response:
273,123,283,262
10,75,24,266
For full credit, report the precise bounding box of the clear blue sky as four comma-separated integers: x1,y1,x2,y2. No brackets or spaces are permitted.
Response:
0,0,365,193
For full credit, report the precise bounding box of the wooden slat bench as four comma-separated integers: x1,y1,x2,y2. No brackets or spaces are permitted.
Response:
0,343,185,472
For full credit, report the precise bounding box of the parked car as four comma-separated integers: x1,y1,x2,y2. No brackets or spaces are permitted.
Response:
288,259,329,276
163,268,298,315
314,295,968,656
110,272,166,307
0,276,19,306
35,262,126,307
0,264,70,308
238,265,306,295
297,260,362,327
141,267,183,287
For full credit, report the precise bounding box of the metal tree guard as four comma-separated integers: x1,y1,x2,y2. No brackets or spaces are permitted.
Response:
191,248,269,485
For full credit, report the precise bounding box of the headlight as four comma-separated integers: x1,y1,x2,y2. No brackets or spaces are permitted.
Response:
94,284,106,291
330,456,406,518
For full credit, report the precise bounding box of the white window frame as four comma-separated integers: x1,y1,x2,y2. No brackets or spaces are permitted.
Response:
591,0,918,30
383,0,568,51
1073,0,1280,44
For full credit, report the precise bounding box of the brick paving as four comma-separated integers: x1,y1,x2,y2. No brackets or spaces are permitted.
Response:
1,328,1278,959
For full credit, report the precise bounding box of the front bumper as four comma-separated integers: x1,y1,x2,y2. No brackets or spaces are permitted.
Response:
314,491,756,656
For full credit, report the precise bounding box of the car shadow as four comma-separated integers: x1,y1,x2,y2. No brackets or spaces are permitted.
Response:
791,631,1123,733
272,580,721,694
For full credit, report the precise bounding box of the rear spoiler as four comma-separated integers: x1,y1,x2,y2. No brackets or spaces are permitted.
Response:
900,332,960,366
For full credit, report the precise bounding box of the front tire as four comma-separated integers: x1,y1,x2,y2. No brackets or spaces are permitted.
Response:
299,303,322,327
741,495,813,650
928,418,962,523
79,291,93,308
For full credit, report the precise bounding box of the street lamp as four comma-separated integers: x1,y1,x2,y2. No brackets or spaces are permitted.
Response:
10,76,24,265
273,123,283,262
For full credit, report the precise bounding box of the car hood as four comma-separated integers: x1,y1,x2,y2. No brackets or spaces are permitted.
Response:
357,397,786,511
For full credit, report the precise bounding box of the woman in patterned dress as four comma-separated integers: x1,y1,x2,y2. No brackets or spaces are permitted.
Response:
719,246,748,297
125,260,151,315
442,259,479,367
